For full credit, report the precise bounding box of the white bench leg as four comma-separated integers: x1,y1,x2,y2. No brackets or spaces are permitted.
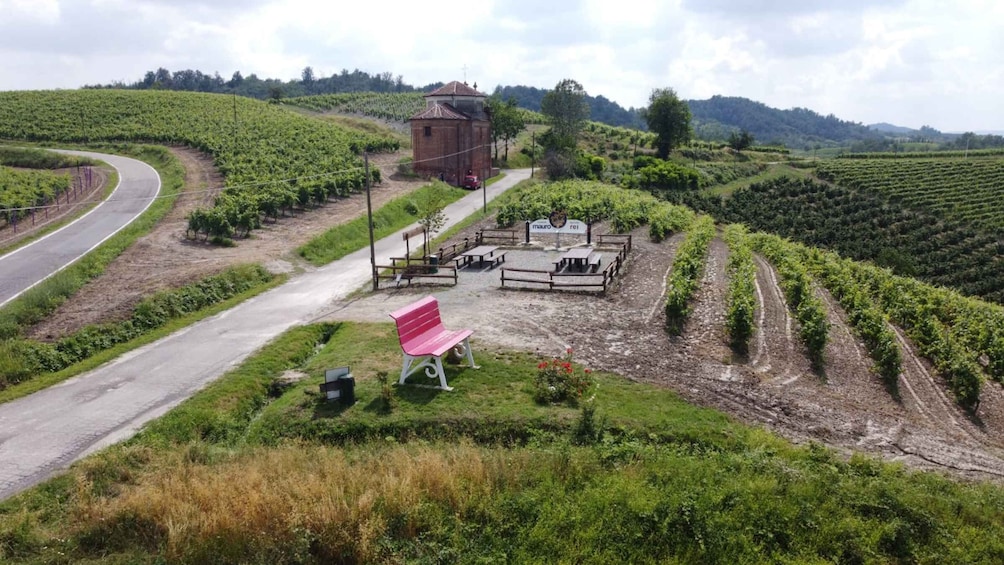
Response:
399,353,454,391
461,337,478,369
433,356,452,391
399,354,417,385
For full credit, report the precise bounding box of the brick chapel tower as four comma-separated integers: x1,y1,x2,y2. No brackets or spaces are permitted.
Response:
409,81,492,185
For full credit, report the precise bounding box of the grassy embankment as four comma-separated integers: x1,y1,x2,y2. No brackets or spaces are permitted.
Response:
2,321,1003,563
296,181,470,266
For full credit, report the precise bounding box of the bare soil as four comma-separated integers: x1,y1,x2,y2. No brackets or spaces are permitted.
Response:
25,146,1004,481
320,217,1004,482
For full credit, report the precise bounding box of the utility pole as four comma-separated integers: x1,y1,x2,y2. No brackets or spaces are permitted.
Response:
233,92,238,150
365,152,377,291
530,131,535,178
482,166,487,214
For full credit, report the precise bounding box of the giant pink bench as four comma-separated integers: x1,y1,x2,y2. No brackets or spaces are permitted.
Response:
388,296,477,391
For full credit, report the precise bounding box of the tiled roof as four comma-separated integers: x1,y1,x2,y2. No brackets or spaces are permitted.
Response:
425,81,486,97
409,102,471,121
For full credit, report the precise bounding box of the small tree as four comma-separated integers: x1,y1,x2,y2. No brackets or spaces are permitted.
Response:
413,183,450,257
643,88,692,159
487,95,526,162
728,130,755,153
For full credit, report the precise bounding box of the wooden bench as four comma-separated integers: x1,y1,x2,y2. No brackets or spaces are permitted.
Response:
388,296,477,391
488,250,507,268
588,253,602,272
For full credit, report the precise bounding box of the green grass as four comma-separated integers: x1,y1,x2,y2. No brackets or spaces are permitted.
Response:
244,323,739,447
296,181,468,266
3,321,1004,563
0,143,182,339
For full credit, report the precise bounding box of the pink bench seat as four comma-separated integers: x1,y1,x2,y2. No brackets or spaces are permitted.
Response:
389,296,477,391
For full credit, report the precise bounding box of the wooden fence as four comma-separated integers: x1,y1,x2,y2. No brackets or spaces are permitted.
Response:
374,262,458,288
476,228,522,245
499,237,630,294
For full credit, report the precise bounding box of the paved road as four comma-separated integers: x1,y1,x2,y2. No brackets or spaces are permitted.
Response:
0,169,531,501
0,151,161,307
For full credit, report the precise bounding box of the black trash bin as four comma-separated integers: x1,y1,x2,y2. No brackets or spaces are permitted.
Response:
429,254,439,274
337,373,355,405
320,367,355,405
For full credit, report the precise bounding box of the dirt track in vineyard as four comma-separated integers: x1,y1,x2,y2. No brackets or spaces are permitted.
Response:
322,219,1004,481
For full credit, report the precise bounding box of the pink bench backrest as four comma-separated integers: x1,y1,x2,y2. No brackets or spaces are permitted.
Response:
389,296,445,347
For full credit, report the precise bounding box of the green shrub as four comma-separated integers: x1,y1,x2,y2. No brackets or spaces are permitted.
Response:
724,225,756,353
0,265,273,389
665,215,715,334
533,348,593,405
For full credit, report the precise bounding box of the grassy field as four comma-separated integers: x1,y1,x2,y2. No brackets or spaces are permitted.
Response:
2,321,1003,563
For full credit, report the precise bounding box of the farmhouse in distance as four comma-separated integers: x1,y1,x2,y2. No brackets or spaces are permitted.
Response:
409,80,492,184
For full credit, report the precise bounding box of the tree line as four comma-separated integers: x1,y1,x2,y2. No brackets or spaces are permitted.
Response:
85,67,444,101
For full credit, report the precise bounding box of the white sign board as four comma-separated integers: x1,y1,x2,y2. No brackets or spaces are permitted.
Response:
529,219,587,235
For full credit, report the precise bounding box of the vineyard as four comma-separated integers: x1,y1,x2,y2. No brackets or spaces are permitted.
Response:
0,90,398,239
283,92,425,122
0,167,71,223
0,146,93,169
491,176,1004,411
494,179,694,237
751,232,1004,410
816,158,1004,233
713,176,1004,303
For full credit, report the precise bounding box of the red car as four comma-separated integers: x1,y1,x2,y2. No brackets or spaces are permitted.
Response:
461,173,482,190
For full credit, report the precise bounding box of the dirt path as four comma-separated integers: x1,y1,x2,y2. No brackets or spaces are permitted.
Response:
679,238,733,381
322,221,1004,481
751,254,807,385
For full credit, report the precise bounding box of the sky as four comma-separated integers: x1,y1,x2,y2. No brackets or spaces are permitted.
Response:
0,0,1000,133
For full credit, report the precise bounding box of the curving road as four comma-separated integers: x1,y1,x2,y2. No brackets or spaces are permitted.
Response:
0,151,161,307
0,169,531,501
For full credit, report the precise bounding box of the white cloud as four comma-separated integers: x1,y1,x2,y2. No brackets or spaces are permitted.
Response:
0,0,999,131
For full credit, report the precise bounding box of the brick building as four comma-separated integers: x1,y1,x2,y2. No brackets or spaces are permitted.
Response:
409,81,492,185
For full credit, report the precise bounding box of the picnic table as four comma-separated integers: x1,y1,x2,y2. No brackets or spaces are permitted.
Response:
456,245,506,269
555,247,595,272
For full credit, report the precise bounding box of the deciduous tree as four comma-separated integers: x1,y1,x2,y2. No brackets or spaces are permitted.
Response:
540,79,589,151
728,129,755,153
487,95,526,162
643,88,691,159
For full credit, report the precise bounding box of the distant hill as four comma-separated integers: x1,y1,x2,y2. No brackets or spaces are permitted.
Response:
868,122,916,135
687,95,882,149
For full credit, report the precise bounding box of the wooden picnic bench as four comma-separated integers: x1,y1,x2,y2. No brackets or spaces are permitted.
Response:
456,245,507,270
588,253,602,272
388,296,478,391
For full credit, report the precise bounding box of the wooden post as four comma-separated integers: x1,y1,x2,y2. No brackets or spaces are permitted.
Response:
365,152,377,291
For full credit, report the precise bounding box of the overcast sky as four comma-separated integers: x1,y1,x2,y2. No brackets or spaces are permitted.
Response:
1,0,1000,132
